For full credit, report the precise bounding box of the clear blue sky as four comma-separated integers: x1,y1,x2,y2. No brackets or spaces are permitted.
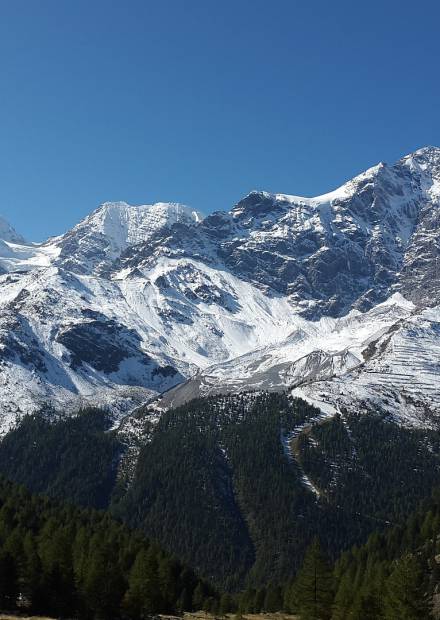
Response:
1,0,439,240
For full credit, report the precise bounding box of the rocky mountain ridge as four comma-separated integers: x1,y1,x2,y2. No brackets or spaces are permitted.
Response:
0,147,439,430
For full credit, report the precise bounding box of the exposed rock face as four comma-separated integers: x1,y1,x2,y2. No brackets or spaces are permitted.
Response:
56,316,149,373
56,201,203,274
116,147,440,318
0,148,439,429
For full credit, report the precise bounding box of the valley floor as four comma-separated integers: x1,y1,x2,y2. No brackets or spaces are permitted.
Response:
183,613,299,620
0,614,299,620
0,616,55,620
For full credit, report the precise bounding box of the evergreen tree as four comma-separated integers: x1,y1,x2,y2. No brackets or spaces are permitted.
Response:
83,537,126,619
331,571,354,619
238,588,254,613
0,475,214,618
122,547,163,618
158,554,180,612
254,587,266,612
263,583,283,611
176,587,192,613
384,555,429,620
204,595,219,614
0,550,17,610
21,532,46,613
220,592,235,614
38,524,76,615
192,581,207,611
350,585,384,620
294,539,334,620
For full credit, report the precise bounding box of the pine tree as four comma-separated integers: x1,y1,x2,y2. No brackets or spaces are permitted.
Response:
350,585,383,620
158,554,180,612
82,537,126,619
122,547,163,618
192,582,206,611
254,587,265,612
38,525,77,615
294,539,334,620
220,592,235,615
264,583,283,611
384,555,429,620
331,571,354,619
21,532,45,612
72,525,90,588
0,474,210,619
0,550,17,610
204,595,219,614
176,587,192,613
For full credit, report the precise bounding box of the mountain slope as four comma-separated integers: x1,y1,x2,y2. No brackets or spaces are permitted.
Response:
2,396,440,590
0,148,439,429
115,146,440,316
0,473,216,617
161,293,440,429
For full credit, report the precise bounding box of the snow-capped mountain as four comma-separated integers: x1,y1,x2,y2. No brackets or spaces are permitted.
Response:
55,201,203,274
161,294,440,428
115,146,440,317
0,147,439,432
0,217,26,245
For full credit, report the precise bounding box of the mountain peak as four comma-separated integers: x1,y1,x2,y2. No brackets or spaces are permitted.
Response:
55,200,203,274
407,145,440,157
400,145,440,166
83,201,203,246
89,200,202,225
0,216,26,244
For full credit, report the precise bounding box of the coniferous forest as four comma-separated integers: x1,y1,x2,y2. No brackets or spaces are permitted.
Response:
2,394,440,589
1,393,440,617
0,475,217,618
239,489,440,619
1,469,440,618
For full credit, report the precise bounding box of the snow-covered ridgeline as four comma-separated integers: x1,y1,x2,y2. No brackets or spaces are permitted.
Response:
0,148,439,431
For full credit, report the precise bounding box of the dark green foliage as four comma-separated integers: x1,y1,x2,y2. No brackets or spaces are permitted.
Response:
219,592,236,614
269,490,440,617
118,394,440,589
0,408,122,509
289,539,333,620
0,475,216,618
384,555,430,619
0,550,18,609
263,584,283,612
315,411,440,522
329,488,440,618
2,393,440,593
122,547,162,617
113,394,256,590
115,392,327,589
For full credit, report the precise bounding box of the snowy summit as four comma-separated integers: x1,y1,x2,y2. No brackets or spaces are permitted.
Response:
0,148,439,431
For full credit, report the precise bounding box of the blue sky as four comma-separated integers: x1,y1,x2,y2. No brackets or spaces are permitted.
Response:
1,0,439,240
